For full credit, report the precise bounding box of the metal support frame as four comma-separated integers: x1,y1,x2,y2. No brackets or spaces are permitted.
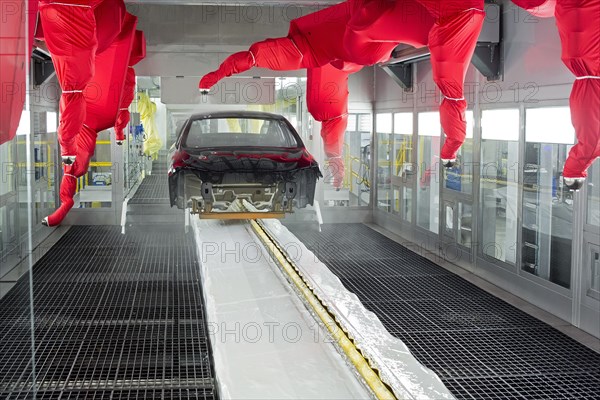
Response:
32,49,55,86
381,63,413,91
380,2,503,91
471,42,503,81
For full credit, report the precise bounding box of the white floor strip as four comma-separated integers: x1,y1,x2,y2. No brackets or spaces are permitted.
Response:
192,219,372,399
261,219,455,400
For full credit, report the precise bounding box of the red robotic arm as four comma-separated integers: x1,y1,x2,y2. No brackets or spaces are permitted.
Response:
199,1,354,91
43,7,139,227
307,63,363,188
555,0,600,185
418,0,485,166
38,0,99,164
511,0,556,17
342,0,433,66
512,0,599,188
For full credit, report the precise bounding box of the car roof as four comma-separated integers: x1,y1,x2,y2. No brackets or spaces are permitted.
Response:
188,110,287,120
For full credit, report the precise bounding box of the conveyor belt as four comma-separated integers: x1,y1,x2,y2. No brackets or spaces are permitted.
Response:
290,223,600,400
0,171,217,398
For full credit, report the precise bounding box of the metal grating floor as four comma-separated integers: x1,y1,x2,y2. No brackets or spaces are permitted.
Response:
129,175,170,205
0,220,216,398
290,223,600,400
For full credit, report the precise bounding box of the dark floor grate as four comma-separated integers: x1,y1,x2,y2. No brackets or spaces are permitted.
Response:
129,175,170,205
0,224,216,399
290,223,600,400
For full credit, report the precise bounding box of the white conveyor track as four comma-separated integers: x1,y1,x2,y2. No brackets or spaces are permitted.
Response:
192,219,372,399
192,216,455,400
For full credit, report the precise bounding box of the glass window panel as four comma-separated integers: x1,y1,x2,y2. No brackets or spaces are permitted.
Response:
403,187,412,223
587,160,600,228
321,104,371,206
482,109,519,141
418,111,441,137
0,141,16,197
445,110,474,194
347,114,357,131
16,112,30,241
588,249,600,300
480,109,520,265
522,108,574,288
393,113,414,177
393,188,401,214
33,112,57,220
465,110,474,139
358,114,373,132
445,204,454,233
80,130,112,208
0,14,36,390
526,107,575,144
417,112,440,233
377,113,393,134
341,113,371,206
46,111,58,133
377,114,392,212
394,113,413,135
459,202,473,248
16,111,30,136
0,201,19,263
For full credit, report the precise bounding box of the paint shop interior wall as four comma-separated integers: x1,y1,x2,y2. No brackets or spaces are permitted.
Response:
154,100,168,151
349,67,374,111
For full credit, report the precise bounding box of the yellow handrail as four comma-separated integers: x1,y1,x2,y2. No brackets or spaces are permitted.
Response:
89,162,112,168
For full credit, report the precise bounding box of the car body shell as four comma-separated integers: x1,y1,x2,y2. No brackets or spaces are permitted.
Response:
168,111,322,212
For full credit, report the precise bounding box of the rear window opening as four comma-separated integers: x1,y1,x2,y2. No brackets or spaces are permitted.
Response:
184,117,300,148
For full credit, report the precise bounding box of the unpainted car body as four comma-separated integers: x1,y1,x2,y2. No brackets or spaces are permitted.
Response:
168,111,321,215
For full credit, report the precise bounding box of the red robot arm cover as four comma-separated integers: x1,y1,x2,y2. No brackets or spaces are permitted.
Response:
288,1,353,67
46,10,138,226
85,13,137,133
556,0,600,178
307,63,355,157
199,1,357,91
343,0,434,66
307,63,360,188
38,1,98,157
420,0,485,161
94,0,126,53
511,0,556,18
199,38,305,90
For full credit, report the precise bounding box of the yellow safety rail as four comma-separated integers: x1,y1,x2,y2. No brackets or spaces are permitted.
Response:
15,138,114,194
250,219,397,400
394,138,412,176
89,162,112,168
325,143,370,192
16,140,55,191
